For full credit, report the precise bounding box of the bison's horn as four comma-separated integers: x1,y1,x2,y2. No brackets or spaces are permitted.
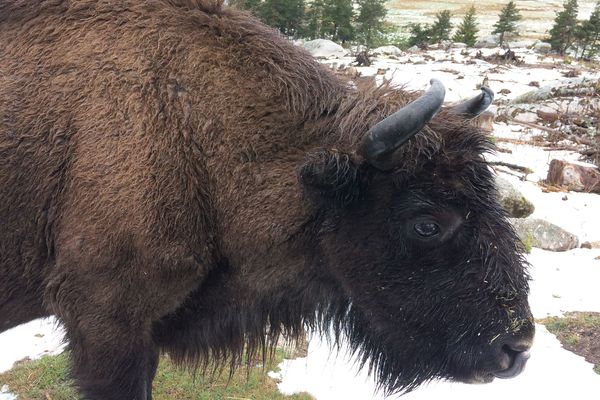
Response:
358,79,445,170
450,86,494,117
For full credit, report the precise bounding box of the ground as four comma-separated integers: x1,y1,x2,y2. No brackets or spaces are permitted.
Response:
539,312,600,375
0,351,314,400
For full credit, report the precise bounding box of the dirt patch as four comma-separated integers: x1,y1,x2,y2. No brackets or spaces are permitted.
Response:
538,312,600,374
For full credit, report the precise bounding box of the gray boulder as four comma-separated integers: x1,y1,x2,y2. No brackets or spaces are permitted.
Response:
406,45,421,54
505,41,532,49
533,41,552,54
510,218,579,252
303,39,347,58
372,45,402,56
475,34,500,49
496,177,535,218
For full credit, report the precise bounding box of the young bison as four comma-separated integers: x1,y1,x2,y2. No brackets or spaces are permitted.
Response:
0,1,534,399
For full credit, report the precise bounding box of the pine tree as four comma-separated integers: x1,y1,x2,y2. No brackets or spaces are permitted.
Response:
229,0,263,15
322,0,355,43
429,10,453,43
574,1,600,59
453,5,479,47
548,0,579,55
408,23,432,48
492,1,522,46
304,0,326,39
355,0,388,48
259,0,306,37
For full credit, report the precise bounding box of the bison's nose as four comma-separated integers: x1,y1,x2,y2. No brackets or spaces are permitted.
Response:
492,340,532,379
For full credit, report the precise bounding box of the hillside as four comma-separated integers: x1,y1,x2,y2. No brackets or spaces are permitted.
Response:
387,0,598,39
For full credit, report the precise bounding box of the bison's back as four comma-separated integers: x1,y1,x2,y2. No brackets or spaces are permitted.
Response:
0,0,351,330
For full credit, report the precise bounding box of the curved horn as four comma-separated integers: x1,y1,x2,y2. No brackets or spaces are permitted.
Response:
358,79,445,170
450,86,494,117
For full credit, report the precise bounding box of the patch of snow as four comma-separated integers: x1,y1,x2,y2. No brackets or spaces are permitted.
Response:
0,385,17,400
275,325,600,400
0,317,66,373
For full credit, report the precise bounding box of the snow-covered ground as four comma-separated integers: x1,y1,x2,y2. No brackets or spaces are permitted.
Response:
1,47,599,399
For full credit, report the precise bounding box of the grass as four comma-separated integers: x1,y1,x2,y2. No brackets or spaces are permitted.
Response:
0,351,314,400
538,312,600,376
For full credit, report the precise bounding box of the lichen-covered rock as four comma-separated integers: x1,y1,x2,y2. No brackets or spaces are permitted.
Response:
510,218,579,252
496,177,535,218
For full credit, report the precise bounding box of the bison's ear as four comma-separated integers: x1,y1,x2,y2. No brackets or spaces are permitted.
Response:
298,149,365,207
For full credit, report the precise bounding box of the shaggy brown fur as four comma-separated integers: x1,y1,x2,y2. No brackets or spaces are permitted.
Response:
0,1,534,399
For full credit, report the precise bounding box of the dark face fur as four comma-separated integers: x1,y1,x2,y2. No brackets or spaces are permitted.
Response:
299,122,534,394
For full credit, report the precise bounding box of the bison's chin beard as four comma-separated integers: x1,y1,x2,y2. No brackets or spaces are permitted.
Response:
328,306,521,395
324,306,447,395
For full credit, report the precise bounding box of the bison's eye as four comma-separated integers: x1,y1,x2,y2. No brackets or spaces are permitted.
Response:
413,222,440,238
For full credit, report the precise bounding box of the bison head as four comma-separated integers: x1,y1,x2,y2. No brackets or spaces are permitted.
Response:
298,80,534,394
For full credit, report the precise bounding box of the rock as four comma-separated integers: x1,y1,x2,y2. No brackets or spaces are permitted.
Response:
496,177,535,218
372,45,402,56
437,40,453,50
473,110,495,132
303,39,347,58
533,41,552,54
505,41,531,49
406,45,421,54
581,242,593,249
451,42,467,49
474,34,500,49
510,218,579,252
546,160,600,193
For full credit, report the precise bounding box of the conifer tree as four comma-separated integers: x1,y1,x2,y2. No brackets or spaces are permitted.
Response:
492,1,522,46
305,0,326,39
407,23,432,48
429,10,453,43
574,1,600,59
229,0,263,15
260,0,306,37
355,0,388,48
322,0,355,43
453,5,479,47
548,0,579,55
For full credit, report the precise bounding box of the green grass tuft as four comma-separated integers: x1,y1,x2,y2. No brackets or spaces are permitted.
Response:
0,351,314,400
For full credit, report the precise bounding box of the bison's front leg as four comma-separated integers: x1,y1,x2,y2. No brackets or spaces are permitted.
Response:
66,321,158,400
45,240,204,399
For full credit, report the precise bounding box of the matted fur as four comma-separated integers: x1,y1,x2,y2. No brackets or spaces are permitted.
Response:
0,1,533,399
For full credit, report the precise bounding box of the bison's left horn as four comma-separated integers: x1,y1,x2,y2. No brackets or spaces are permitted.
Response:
450,86,494,117
359,79,445,170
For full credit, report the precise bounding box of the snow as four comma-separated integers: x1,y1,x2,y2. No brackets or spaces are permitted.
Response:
1,47,600,399
0,318,66,374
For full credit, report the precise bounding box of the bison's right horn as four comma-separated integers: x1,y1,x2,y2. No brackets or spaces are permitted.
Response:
450,86,494,117
358,79,445,171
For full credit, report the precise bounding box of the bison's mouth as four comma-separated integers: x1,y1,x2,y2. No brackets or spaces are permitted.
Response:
455,344,531,384
492,348,531,379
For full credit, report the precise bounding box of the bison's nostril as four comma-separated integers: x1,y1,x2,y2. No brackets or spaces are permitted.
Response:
493,344,531,379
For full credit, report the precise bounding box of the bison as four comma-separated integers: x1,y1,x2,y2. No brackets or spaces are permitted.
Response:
0,1,534,399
